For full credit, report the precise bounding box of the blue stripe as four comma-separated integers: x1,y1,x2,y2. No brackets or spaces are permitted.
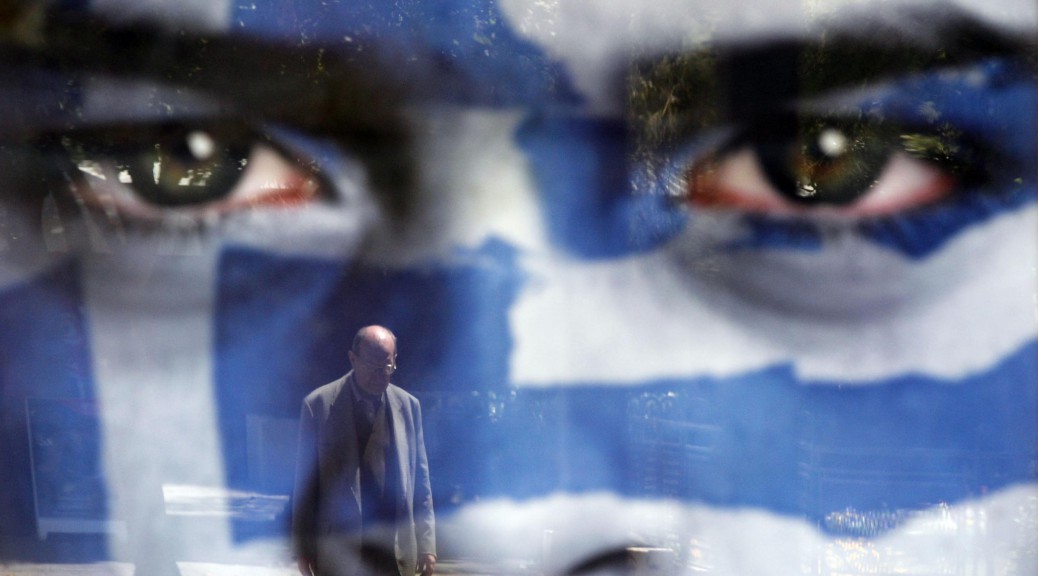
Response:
517,115,687,258
0,261,94,400
423,341,1036,535
859,183,1036,258
213,237,1035,537
0,261,99,550
212,237,524,494
233,0,581,106
724,215,824,251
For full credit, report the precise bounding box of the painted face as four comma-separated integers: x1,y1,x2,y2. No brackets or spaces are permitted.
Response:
0,1,1034,575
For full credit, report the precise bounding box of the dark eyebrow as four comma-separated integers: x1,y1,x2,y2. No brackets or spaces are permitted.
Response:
4,13,407,139
627,6,1035,149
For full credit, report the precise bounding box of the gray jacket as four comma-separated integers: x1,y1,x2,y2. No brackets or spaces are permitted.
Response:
293,373,435,575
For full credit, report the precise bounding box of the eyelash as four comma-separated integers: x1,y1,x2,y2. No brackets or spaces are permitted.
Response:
660,114,997,219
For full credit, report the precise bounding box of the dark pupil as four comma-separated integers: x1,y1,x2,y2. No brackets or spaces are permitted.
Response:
122,128,249,207
754,121,892,206
63,125,251,208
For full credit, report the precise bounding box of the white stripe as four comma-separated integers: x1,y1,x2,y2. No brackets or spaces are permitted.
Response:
445,483,1037,576
77,223,234,560
511,205,1037,385
70,193,374,560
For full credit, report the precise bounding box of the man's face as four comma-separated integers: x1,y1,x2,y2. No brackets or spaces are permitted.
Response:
350,341,397,395
0,0,1035,574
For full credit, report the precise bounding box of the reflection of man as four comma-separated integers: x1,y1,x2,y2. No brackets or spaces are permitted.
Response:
293,326,436,576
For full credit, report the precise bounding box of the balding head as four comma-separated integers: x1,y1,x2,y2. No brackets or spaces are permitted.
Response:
352,325,396,356
349,325,397,395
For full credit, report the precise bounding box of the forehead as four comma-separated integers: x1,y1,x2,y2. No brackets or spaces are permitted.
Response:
358,334,396,355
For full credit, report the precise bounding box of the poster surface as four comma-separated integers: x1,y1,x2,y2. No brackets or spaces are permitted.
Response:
25,398,118,538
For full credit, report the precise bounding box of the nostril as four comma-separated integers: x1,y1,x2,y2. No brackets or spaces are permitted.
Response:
566,546,676,576
566,547,635,576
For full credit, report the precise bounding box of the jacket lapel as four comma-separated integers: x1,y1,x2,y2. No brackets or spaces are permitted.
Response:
328,373,362,509
387,388,411,502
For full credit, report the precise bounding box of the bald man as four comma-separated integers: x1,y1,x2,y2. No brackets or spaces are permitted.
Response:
293,326,436,576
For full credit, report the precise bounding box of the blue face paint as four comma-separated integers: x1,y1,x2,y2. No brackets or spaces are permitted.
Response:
0,262,93,400
0,2,1035,573
234,0,582,107
0,262,106,558
516,115,686,258
477,340,1035,530
624,57,1036,259
858,60,1037,257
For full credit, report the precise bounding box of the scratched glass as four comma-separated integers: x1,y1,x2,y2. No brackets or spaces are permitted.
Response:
0,2,1034,576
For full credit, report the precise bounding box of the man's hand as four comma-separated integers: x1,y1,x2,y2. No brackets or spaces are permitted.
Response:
297,557,315,576
419,553,437,576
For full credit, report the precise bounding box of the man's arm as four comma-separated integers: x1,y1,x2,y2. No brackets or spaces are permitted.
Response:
412,397,436,572
293,399,320,575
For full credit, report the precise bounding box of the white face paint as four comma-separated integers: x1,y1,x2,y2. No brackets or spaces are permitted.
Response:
2,1,1035,574
363,107,551,264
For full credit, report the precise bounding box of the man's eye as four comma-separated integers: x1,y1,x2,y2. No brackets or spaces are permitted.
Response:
678,116,989,218
44,122,327,221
